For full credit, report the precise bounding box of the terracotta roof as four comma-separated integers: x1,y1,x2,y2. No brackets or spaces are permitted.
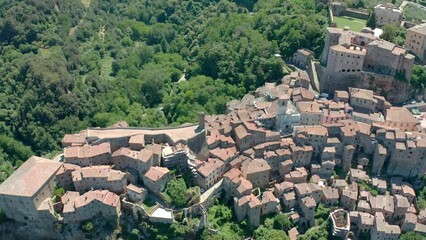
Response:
335,90,349,99
62,133,86,145
301,196,316,208
236,177,253,194
72,165,127,182
223,168,241,181
248,194,261,208
0,156,63,197
296,125,328,136
288,227,299,240
129,134,145,145
138,148,153,163
127,184,145,194
296,101,322,113
197,158,225,177
63,190,120,213
64,142,111,159
56,163,81,175
241,158,271,175
408,23,426,35
261,190,278,204
349,87,374,101
386,107,419,124
144,167,169,181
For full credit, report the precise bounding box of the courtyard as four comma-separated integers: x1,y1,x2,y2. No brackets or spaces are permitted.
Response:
334,16,367,32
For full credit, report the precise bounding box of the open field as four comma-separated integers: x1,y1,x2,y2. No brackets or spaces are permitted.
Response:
334,16,367,32
403,3,426,24
339,0,404,9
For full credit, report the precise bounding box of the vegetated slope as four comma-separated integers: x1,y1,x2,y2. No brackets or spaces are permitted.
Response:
0,0,328,179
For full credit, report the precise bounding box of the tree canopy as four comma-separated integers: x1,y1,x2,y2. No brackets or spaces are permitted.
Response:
0,0,329,181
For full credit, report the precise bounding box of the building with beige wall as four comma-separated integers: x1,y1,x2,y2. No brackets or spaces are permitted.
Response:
296,101,323,126
196,158,226,189
233,194,261,227
365,40,414,81
261,191,279,215
64,142,111,167
294,125,328,158
62,190,120,224
0,156,63,223
327,45,366,74
348,88,377,112
383,107,420,132
126,184,147,203
374,4,402,27
241,159,271,189
62,133,86,147
56,163,81,190
162,143,188,168
405,23,426,64
299,196,316,227
322,27,415,82
371,212,400,240
72,165,128,194
111,147,153,179
292,48,314,69
142,166,170,195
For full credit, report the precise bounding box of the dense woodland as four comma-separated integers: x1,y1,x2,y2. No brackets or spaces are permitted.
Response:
0,0,329,180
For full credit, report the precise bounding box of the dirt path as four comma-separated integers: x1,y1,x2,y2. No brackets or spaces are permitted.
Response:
81,0,90,9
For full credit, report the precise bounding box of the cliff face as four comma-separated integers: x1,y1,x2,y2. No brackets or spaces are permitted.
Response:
317,64,415,104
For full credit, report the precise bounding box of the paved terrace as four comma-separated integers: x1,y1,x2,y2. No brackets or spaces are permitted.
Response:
84,124,201,143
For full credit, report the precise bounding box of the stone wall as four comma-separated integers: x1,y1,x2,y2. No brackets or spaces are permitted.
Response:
344,9,369,20
187,129,206,154
318,64,414,104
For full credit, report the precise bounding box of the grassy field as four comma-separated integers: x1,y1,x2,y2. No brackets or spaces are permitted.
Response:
334,16,367,32
339,0,403,9
100,56,114,80
404,4,426,24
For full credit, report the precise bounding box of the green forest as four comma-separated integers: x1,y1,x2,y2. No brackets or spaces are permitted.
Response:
0,0,330,180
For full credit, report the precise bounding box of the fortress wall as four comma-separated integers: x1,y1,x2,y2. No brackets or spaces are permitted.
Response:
319,65,414,104
188,129,207,154
344,9,369,20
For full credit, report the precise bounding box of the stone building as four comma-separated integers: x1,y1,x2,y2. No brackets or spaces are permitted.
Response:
62,133,86,147
62,190,121,224
241,158,271,189
292,48,314,69
372,144,387,175
321,27,415,83
261,191,279,215
72,165,128,194
326,45,366,74
0,156,63,223
56,163,81,190
196,158,226,189
371,212,400,240
374,4,402,27
405,23,426,64
126,184,147,203
275,94,301,133
365,40,414,81
299,196,316,227
233,194,261,227
142,167,170,195
111,147,154,179
162,143,188,168
64,142,111,167
296,101,323,126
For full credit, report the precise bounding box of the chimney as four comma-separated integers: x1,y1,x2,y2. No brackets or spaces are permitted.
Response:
198,112,205,129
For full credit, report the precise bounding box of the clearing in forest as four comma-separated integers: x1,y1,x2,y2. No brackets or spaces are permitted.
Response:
334,16,367,32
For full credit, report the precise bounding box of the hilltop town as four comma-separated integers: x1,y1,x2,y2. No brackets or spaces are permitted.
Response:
2,20,426,238
1,1,426,240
